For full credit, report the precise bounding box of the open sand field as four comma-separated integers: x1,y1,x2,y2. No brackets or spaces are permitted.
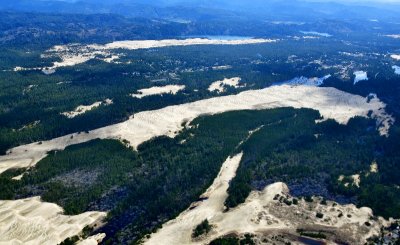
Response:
208,77,242,93
391,54,400,61
0,84,394,175
131,85,186,98
14,38,277,73
61,99,112,118
353,71,368,84
145,153,244,244
90,38,276,51
0,197,106,245
393,65,400,75
145,153,388,245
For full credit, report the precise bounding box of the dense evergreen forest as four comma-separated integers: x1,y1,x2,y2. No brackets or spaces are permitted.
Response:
0,10,400,244
1,108,399,243
1,36,399,155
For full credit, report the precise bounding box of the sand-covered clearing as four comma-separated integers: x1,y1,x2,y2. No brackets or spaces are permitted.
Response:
90,38,276,51
76,233,106,245
353,71,368,84
282,75,331,86
386,34,400,39
300,31,332,37
15,38,276,73
145,153,243,244
131,85,185,98
393,65,400,75
61,99,113,118
0,85,394,175
391,54,400,61
370,162,378,173
147,176,387,245
208,77,242,93
212,65,232,70
0,197,106,245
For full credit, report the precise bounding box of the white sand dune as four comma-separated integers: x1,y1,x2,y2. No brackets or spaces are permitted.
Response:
353,71,368,84
146,155,386,245
14,38,276,73
393,65,400,75
212,65,232,70
283,75,331,86
300,31,332,37
391,54,400,61
145,153,243,244
76,233,106,245
131,85,185,98
61,99,112,118
386,34,400,39
0,85,394,175
90,38,276,51
208,77,242,93
0,197,106,245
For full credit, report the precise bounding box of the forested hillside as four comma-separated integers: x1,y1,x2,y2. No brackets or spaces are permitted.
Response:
1,108,399,243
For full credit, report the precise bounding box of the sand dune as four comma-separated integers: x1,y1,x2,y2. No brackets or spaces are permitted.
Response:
391,54,400,61
61,99,112,118
0,197,106,245
76,233,106,245
90,38,276,51
145,153,243,244
146,153,386,245
353,71,368,84
208,77,242,93
0,85,394,175
131,85,185,98
14,38,276,73
393,65,400,75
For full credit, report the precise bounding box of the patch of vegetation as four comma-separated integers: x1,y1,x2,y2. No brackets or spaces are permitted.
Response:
300,232,327,239
225,113,400,220
297,229,327,239
0,108,298,244
59,236,79,245
192,219,212,238
2,107,400,243
209,234,255,245
209,237,240,245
